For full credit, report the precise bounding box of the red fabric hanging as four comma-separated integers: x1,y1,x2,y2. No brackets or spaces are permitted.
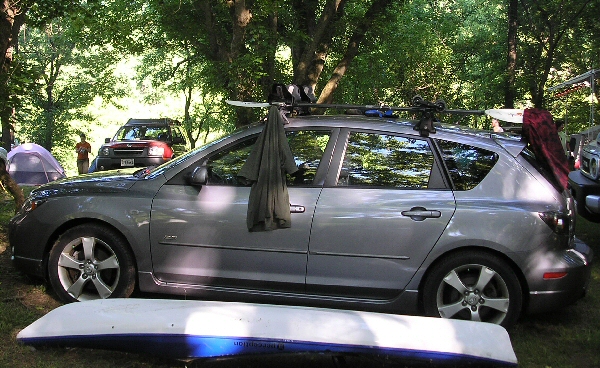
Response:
521,108,570,191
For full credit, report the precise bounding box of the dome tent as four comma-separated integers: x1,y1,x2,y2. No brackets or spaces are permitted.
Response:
8,143,66,185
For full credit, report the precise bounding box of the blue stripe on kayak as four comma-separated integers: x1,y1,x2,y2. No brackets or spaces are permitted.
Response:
18,334,517,367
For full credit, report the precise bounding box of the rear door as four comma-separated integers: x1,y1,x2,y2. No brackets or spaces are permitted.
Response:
306,129,456,299
150,129,333,292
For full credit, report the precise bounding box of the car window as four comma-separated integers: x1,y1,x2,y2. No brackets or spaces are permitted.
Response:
206,130,330,186
436,140,498,191
207,138,256,185
286,130,330,185
520,147,561,191
337,132,434,189
115,126,167,141
171,127,185,144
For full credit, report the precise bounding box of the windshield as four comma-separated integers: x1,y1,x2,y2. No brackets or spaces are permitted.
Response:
138,123,263,179
114,125,170,141
143,135,232,179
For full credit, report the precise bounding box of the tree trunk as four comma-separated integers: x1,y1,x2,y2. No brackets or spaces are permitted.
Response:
520,0,593,108
293,0,346,88
504,0,518,109
0,160,24,212
318,0,396,104
0,0,25,210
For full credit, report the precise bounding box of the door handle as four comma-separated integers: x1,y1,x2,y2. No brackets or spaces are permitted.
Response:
401,206,441,221
290,204,305,213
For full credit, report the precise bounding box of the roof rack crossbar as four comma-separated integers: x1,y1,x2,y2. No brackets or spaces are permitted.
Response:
226,97,486,137
291,102,484,115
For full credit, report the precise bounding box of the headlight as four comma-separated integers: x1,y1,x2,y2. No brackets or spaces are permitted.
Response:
19,198,46,214
148,146,165,156
100,147,110,156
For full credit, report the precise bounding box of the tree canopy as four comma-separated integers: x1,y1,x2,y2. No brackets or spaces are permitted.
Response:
0,0,597,173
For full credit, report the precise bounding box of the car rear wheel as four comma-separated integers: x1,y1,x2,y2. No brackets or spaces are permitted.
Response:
422,251,522,328
48,224,136,303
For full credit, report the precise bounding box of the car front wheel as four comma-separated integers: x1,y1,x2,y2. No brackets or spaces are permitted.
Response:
48,224,136,303
422,251,522,328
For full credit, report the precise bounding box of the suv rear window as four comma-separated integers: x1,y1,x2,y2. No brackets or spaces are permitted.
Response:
437,140,498,191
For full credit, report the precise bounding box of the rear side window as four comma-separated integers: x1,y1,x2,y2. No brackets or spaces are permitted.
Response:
171,127,186,144
437,140,498,191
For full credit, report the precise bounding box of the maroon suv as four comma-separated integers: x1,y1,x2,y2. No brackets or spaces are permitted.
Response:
96,118,190,171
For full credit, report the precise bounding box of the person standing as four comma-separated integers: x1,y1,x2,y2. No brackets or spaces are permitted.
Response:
75,133,92,174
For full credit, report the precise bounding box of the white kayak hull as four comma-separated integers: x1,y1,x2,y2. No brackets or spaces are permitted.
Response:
485,109,525,123
17,299,517,366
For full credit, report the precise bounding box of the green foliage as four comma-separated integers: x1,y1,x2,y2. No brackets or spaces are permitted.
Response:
0,0,596,172
333,0,507,114
516,0,597,107
15,18,128,157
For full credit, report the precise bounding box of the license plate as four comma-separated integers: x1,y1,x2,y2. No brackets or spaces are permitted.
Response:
121,159,134,167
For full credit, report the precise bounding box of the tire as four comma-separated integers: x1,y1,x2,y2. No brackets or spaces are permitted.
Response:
422,251,522,328
48,224,136,303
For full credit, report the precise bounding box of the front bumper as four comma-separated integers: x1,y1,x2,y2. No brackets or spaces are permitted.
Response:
568,170,600,222
8,212,47,279
526,238,593,314
96,156,166,171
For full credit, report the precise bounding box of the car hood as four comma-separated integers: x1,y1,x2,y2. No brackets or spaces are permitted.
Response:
102,140,167,147
583,141,600,156
30,169,140,198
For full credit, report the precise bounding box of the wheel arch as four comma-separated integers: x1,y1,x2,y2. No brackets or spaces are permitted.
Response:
42,218,139,282
417,246,530,315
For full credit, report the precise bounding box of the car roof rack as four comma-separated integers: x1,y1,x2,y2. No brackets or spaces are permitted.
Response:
125,118,182,126
227,95,485,137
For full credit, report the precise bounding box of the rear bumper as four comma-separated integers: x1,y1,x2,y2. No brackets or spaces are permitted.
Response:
568,170,600,222
526,238,593,314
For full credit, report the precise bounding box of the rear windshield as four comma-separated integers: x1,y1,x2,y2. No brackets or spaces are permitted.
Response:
437,140,499,191
520,148,562,191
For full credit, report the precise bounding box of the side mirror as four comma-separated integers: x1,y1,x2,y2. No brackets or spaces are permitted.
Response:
105,138,111,143
172,137,184,144
189,166,208,186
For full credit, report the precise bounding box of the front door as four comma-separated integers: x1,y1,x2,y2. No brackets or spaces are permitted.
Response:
150,130,332,292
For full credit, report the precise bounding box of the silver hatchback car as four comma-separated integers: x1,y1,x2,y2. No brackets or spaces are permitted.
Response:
9,112,592,328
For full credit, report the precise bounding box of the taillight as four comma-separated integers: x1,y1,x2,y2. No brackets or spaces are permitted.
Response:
538,211,570,235
543,272,568,279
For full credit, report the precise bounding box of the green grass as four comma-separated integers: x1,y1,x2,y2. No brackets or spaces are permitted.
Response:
1,188,599,367
510,216,600,368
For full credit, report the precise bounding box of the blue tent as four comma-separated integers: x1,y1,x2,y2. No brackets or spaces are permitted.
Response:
8,143,66,185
